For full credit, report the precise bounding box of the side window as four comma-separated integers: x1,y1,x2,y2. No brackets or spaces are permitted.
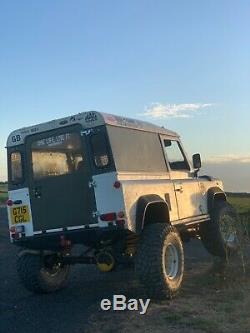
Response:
31,133,84,180
10,151,23,184
163,140,190,170
90,133,110,168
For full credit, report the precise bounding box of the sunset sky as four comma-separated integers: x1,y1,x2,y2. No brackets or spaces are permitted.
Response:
0,1,249,191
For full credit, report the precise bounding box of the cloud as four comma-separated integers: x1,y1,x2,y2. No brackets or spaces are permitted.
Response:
141,103,212,119
205,154,250,164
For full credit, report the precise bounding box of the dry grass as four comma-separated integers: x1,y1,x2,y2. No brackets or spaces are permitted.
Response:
85,259,250,333
85,213,250,333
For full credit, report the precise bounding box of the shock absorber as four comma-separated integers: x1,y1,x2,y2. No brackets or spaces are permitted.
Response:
125,231,139,256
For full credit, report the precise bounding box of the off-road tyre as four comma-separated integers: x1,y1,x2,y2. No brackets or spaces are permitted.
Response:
199,201,239,258
135,223,184,300
17,253,70,294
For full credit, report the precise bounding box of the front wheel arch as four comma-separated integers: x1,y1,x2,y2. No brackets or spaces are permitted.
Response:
207,187,227,213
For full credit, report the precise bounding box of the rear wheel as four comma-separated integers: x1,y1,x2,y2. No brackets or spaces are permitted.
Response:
17,253,70,293
200,201,239,258
135,223,184,299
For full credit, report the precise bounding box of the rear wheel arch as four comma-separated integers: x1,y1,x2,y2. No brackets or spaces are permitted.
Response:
135,194,170,234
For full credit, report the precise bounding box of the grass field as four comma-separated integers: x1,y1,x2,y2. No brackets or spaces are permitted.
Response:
227,194,250,215
85,267,250,333
0,183,7,204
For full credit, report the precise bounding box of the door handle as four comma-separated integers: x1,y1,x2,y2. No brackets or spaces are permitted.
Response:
175,185,183,193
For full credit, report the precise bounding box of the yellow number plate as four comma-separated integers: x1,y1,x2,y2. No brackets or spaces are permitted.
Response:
11,205,30,224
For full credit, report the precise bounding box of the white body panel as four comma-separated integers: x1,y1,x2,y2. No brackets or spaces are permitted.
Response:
7,188,34,239
117,172,178,232
198,178,224,213
93,172,125,226
169,170,202,219
7,111,178,148
92,171,222,233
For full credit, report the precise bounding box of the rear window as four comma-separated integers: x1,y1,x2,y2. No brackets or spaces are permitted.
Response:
31,133,84,180
10,151,23,184
90,133,110,168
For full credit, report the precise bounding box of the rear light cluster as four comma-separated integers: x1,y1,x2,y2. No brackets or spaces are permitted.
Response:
100,212,125,227
113,181,121,189
9,225,25,240
6,199,13,207
100,213,116,221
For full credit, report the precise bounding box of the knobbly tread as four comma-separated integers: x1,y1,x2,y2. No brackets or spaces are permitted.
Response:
17,254,44,293
135,223,184,300
17,253,70,294
200,201,239,258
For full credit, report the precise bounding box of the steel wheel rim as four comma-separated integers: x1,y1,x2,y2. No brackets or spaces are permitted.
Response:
163,243,179,280
220,214,237,245
43,257,63,277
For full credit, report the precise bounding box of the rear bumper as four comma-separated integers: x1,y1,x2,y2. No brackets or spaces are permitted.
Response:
12,224,126,251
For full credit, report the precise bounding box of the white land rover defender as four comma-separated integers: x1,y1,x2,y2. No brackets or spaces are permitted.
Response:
6,111,238,299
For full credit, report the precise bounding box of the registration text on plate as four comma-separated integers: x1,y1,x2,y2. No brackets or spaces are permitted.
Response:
11,205,30,224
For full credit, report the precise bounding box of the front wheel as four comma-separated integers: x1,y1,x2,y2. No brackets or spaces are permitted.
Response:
135,224,184,299
17,252,70,294
199,201,239,258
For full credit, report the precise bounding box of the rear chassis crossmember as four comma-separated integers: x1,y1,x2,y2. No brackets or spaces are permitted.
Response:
13,225,126,251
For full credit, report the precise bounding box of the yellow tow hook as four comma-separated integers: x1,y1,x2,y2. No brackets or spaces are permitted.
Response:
96,251,115,272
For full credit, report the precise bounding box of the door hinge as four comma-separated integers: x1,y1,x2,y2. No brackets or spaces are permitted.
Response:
92,211,99,218
88,180,97,188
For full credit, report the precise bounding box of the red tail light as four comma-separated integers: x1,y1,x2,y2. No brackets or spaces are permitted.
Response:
116,219,125,227
9,225,25,239
113,181,121,189
100,212,116,221
6,199,13,206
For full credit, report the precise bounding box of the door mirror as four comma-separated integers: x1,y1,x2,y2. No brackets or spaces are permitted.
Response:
192,153,201,169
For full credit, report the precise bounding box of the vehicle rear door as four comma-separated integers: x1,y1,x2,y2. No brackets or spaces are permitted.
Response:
26,125,96,232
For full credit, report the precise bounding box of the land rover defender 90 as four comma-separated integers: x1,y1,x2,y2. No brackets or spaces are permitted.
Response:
6,111,238,299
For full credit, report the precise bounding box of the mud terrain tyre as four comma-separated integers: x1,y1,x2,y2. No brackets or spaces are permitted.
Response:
199,201,239,258
17,253,70,293
135,223,184,299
